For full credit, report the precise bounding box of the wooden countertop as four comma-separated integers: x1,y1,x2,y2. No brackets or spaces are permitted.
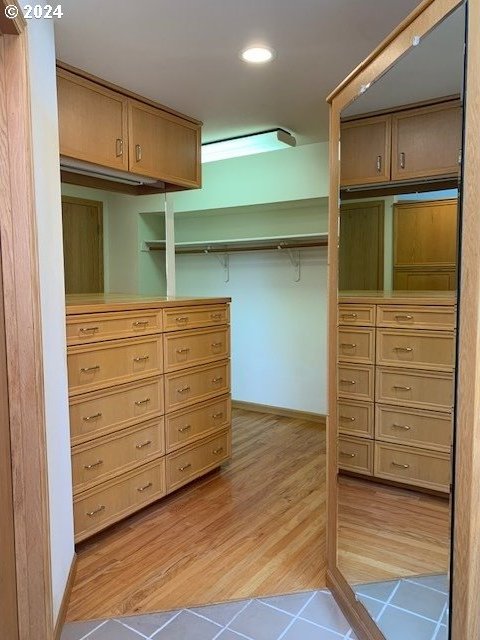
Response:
338,290,457,305
65,294,231,315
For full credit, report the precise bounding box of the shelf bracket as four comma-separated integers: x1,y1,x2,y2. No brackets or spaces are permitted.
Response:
205,249,230,283
277,243,301,282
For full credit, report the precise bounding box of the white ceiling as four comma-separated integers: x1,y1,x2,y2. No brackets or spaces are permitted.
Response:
54,0,422,145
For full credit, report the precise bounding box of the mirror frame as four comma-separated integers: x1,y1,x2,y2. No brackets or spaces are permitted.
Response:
325,0,480,638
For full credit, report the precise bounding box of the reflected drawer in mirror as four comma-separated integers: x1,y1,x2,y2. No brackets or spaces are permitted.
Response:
338,436,373,475
376,329,455,372
338,304,375,326
376,367,453,411
338,328,375,364
376,305,456,330
376,404,452,453
337,400,374,438
338,364,374,402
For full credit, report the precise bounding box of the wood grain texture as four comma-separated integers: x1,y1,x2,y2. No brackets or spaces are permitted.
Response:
54,556,77,640
66,409,326,621
340,116,391,186
65,295,231,315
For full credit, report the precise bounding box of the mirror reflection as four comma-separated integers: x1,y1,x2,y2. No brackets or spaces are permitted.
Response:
336,5,466,639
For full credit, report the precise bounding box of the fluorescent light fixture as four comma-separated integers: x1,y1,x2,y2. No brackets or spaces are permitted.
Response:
60,156,159,185
202,129,296,163
240,46,275,64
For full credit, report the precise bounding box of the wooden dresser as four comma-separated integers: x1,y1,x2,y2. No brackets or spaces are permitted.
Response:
66,295,231,542
337,292,456,493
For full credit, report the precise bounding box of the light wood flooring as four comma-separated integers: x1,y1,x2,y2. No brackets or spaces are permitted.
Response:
66,409,326,621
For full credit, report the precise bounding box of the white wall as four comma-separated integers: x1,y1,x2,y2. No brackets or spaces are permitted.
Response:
27,18,74,622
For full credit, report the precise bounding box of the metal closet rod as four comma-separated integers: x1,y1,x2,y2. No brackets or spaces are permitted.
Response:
148,240,328,254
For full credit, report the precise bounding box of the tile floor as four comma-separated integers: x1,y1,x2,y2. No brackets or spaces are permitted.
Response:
353,574,449,640
61,590,360,640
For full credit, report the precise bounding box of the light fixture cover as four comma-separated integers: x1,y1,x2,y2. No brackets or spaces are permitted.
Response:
202,129,296,163
241,46,275,63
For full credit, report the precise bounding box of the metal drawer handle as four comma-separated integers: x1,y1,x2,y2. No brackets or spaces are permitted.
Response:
83,412,102,422
392,461,410,469
178,425,191,433
395,314,413,321
340,379,356,385
212,376,223,383
211,313,222,320
133,355,149,362
135,144,142,162
133,320,149,327
212,412,224,419
211,342,222,348
116,138,123,157
400,152,406,169
392,423,411,431
176,347,191,354
393,385,412,391
376,155,382,173
176,316,189,323
135,398,151,406
394,347,413,353
80,365,100,373
84,459,103,470
177,386,191,393
87,505,105,517
340,451,356,458
340,313,357,319
179,463,192,472
136,440,152,449
340,415,356,422
213,447,224,455
137,482,153,492
79,326,99,334
340,343,357,349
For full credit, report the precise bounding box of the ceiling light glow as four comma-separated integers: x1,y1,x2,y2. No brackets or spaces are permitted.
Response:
241,46,275,64
202,129,296,163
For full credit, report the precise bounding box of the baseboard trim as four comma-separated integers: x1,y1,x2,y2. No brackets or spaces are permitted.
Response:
232,400,326,424
54,553,77,640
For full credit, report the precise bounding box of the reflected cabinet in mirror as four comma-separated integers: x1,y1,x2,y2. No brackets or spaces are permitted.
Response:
329,2,468,640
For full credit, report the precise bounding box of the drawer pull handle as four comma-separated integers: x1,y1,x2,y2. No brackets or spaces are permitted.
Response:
339,451,356,458
394,347,413,353
84,459,103,470
376,155,382,173
176,347,191,354
393,385,412,391
178,425,191,433
87,505,105,517
136,440,152,449
340,313,357,319
212,412,224,419
133,320,149,327
212,376,223,383
213,447,224,455
83,412,102,422
179,463,192,472
395,315,413,321
211,342,222,348
340,379,356,385
135,398,151,406
176,316,189,323
177,386,191,393
399,151,406,169
392,423,411,431
135,144,142,162
79,327,99,334
340,415,356,422
133,355,150,362
80,365,100,373
211,313,222,320
116,138,124,157
340,343,357,349
137,482,153,492
391,461,410,469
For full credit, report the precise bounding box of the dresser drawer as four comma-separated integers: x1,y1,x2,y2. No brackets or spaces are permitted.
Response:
163,304,229,332
164,327,230,372
69,378,164,446
338,364,374,402
376,305,456,330
376,329,455,372
338,304,375,327
338,436,373,475
72,418,165,494
74,458,166,542
166,430,231,493
166,394,231,453
165,360,230,413
68,337,163,396
376,367,454,411
338,328,375,364
374,442,450,492
66,310,163,346
376,404,452,453
337,401,374,438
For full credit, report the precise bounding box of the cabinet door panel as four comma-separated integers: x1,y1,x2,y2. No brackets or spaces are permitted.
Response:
392,103,462,180
128,100,201,187
57,70,128,171
340,115,391,186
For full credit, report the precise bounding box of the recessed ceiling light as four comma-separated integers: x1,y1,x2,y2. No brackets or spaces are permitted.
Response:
240,46,275,64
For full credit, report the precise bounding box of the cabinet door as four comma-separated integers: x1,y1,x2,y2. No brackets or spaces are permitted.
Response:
340,115,391,186
128,100,201,187
57,70,128,171
391,103,462,180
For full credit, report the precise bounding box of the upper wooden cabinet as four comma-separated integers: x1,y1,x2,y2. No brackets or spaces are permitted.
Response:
57,66,202,191
340,115,391,186
391,103,462,181
340,100,461,187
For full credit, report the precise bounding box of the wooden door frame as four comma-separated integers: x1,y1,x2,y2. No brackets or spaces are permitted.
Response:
0,3,53,639
326,0,478,639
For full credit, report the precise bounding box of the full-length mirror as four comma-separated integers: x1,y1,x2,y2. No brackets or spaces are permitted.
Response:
335,5,466,639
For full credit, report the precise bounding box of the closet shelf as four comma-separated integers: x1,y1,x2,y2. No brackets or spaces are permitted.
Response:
144,233,328,254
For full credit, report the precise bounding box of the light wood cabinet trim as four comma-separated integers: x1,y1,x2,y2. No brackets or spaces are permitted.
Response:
376,304,456,330
164,360,231,413
163,303,230,331
163,326,230,372
72,417,165,495
340,114,391,186
338,364,374,402
375,366,454,411
338,435,374,475
65,296,231,316
338,327,375,364
376,404,452,453
376,328,455,372
338,304,375,326
66,309,163,346
337,400,374,438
